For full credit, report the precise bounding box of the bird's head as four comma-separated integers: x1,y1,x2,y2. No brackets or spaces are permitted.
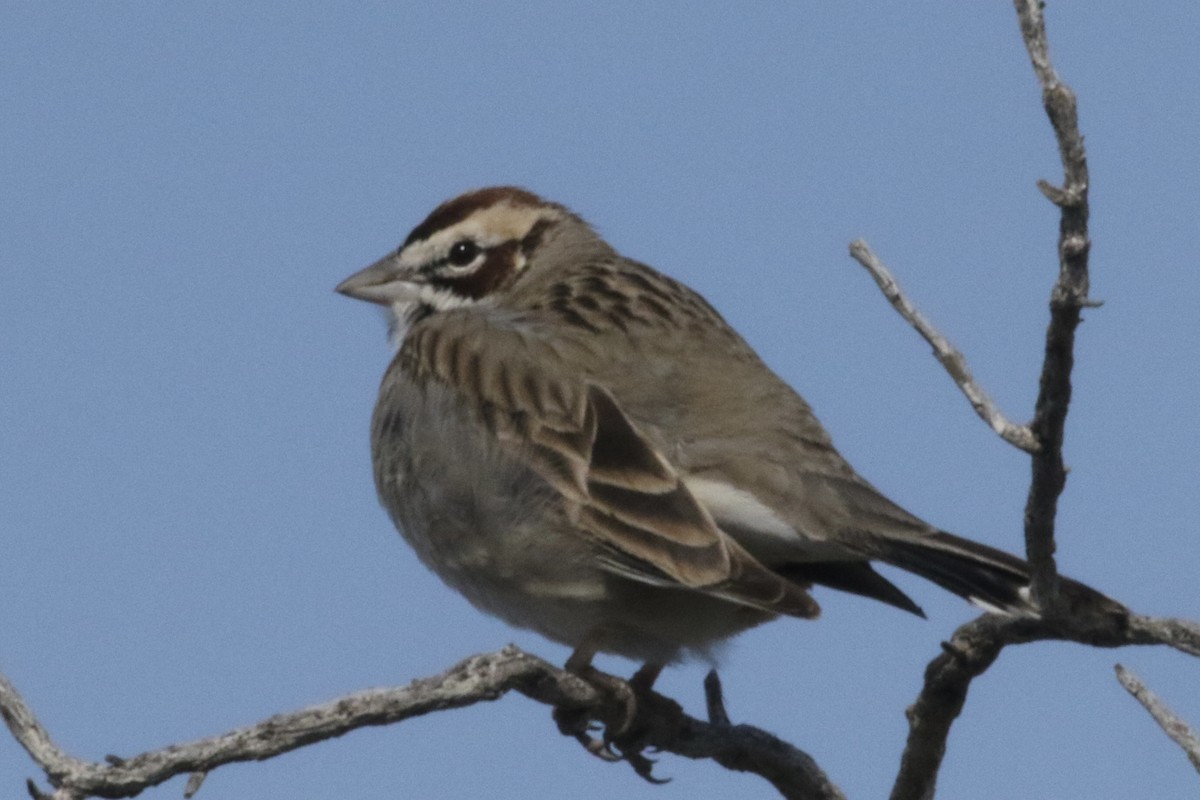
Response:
336,187,586,327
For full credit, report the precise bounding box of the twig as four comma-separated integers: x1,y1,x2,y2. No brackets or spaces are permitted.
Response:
1115,665,1200,774
1126,614,1200,657
848,239,1039,453
890,606,1200,800
888,5,1105,793
1014,0,1092,608
891,616,1032,800
7,608,1195,800
0,646,842,800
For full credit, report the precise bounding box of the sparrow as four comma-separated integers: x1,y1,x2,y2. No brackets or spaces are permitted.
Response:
336,186,1108,678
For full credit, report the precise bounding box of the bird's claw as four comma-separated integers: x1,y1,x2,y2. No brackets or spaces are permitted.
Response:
624,748,670,785
553,706,621,762
551,666,669,782
585,734,622,762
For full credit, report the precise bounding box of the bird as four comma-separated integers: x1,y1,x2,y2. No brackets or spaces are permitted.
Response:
336,186,1110,683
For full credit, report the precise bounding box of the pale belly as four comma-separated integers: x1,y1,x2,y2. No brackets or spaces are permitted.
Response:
370,376,774,664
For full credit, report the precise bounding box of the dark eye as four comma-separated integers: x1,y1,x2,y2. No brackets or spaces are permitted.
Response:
447,240,480,267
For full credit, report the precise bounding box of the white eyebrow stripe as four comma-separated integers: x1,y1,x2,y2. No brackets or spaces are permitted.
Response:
400,202,566,268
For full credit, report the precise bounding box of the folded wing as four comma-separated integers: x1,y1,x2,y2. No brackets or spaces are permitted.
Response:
400,310,820,620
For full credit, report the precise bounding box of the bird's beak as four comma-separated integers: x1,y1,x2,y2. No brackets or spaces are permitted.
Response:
335,253,418,306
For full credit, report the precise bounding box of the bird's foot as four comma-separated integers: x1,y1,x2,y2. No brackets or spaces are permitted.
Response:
553,705,620,762
551,664,669,783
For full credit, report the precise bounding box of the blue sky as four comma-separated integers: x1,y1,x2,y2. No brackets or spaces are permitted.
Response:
2,3,1198,798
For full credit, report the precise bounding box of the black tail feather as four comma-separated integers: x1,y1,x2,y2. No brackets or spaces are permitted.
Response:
787,529,1035,615
780,560,927,618
865,530,1035,614
778,529,1120,618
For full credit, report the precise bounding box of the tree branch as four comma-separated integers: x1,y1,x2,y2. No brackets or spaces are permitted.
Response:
848,239,1039,453
890,608,1199,800
0,646,843,800
1013,0,1093,608
4,6,1194,800
1115,665,1200,775
885,4,1198,793
5,609,1194,800
1126,614,1200,657
846,3,1093,607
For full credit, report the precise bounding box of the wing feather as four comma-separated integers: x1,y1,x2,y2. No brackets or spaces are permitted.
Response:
400,310,818,619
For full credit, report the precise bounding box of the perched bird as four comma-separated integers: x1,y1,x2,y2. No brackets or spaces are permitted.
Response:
337,186,1102,678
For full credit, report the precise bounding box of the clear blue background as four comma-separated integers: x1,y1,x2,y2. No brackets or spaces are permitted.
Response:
3,3,1198,798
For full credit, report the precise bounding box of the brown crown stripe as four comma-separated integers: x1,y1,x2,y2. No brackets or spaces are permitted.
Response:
404,186,546,246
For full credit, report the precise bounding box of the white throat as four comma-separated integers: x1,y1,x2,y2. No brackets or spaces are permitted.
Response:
386,283,479,349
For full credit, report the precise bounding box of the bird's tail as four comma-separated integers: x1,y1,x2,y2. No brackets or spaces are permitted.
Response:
870,530,1033,614
778,528,1123,619
868,529,1122,618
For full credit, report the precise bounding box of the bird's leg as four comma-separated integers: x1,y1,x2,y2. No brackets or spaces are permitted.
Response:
553,638,666,782
599,661,669,784
629,662,663,695
566,643,650,739
703,669,731,726
600,662,662,739
554,637,622,761
564,638,601,674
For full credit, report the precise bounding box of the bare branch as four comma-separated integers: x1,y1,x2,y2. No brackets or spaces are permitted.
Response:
0,647,843,800
1012,0,1093,607
1115,665,1200,774
891,616,1025,800
1126,615,1200,658
2,7,1193,800
0,673,88,795
891,607,1197,800
854,6,1194,798
848,239,1039,453
7,607,1191,800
